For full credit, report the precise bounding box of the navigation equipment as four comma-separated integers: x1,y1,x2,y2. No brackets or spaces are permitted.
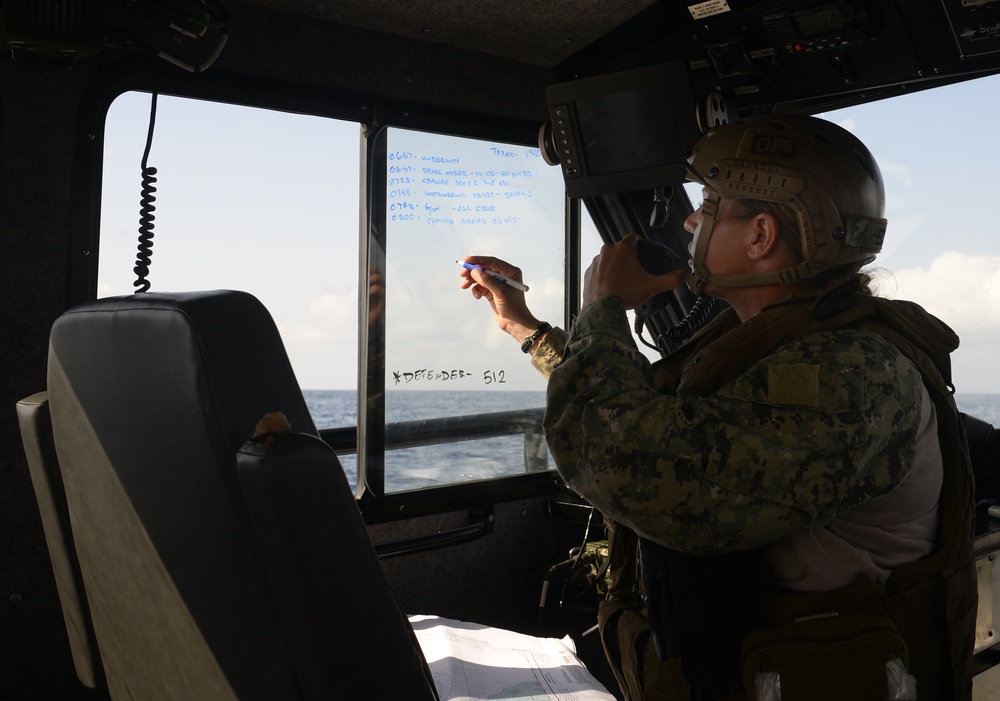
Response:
539,62,704,198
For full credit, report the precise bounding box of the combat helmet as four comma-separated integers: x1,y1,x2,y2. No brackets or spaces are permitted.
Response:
684,113,887,294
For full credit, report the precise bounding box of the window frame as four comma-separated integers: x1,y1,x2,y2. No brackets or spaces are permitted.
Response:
357,123,579,499
75,63,580,517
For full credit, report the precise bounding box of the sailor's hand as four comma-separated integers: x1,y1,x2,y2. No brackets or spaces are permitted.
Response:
459,256,542,345
583,233,687,309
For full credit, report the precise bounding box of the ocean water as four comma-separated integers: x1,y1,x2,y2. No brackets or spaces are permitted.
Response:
303,390,1000,492
303,389,548,491
955,394,1000,426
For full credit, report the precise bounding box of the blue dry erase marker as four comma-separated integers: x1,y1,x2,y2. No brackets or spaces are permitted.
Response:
457,261,529,292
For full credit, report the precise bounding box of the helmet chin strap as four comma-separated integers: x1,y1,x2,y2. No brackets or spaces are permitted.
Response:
685,192,829,296
685,193,720,296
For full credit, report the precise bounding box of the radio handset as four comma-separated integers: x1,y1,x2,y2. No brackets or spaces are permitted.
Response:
634,238,714,349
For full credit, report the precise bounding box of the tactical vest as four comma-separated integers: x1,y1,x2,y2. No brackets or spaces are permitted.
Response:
617,284,976,700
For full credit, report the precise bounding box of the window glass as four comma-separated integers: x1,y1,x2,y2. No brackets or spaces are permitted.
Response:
372,127,566,491
820,78,1000,418
99,92,363,477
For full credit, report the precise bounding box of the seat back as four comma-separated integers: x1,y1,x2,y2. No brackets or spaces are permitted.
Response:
967,412,1000,661
46,290,437,701
965,412,1000,504
16,391,106,691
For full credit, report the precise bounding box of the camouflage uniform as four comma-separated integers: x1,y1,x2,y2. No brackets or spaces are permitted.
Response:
534,294,923,555
530,288,975,700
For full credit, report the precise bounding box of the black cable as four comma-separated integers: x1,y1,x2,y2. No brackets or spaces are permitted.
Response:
635,296,715,352
664,297,715,342
560,506,596,608
133,83,158,293
635,314,662,352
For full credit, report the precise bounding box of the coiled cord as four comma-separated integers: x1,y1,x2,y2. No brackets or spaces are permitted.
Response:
635,296,716,352
664,296,715,342
133,87,158,293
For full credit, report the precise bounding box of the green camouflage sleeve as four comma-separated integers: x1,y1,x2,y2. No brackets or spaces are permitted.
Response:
529,327,568,380
543,295,924,555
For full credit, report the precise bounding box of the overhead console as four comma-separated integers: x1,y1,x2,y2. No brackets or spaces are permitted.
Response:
555,0,1000,119
940,0,1000,59
761,2,880,55
537,0,1000,202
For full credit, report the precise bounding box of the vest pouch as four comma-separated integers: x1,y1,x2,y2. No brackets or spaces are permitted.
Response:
598,598,692,701
740,613,916,701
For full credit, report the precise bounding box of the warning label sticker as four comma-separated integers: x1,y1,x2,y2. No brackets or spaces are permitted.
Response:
688,0,732,20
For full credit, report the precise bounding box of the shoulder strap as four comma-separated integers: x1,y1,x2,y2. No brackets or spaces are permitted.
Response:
672,287,872,397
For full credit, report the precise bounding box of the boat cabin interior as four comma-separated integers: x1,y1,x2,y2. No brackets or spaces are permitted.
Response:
3,0,1000,699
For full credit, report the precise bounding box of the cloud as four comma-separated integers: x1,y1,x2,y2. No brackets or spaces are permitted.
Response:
877,212,925,263
278,290,357,344
951,327,1000,396
832,116,855,132
884,251,1000,330
879,159,915,189
878,252,1000,393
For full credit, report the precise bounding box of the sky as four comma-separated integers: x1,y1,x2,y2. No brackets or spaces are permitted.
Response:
100,72,1000,394
820,85,1000,395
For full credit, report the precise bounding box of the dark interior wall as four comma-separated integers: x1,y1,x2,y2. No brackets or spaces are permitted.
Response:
370,498,565,632
212,2,556,123
0,3,554,698
0,59,101,699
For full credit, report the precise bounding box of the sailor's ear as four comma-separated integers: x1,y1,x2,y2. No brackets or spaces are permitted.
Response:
746,212,782,261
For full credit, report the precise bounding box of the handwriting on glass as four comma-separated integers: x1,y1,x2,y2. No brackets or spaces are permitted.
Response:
391,369,507,385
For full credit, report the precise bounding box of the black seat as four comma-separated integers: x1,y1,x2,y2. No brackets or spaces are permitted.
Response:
44,290,438,700
966,412,1000,505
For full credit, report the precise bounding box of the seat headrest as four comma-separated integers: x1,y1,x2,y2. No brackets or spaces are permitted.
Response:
49,289,317,453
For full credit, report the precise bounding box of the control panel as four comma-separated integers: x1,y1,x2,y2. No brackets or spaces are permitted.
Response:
763,1,879,54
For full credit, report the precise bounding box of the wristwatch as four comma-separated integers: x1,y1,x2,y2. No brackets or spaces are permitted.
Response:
520,322,552,353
